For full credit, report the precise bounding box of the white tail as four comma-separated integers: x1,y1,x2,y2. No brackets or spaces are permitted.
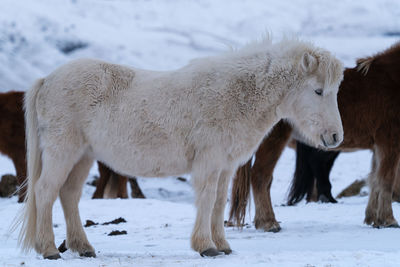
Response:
17,78,44,252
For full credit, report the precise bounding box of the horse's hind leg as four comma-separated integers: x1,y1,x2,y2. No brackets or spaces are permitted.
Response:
34,150,80,259
116,175,128,198
365,145,400,227
211,169,234,254
92,162,111,199
59,152,95,257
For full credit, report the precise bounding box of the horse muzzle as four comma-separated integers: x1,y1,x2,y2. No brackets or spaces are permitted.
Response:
320,131,342,148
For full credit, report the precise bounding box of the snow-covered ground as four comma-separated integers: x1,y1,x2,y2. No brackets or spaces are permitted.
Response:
1,0,400,266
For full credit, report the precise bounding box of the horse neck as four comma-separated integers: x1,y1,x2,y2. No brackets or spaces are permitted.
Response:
218,53,291,137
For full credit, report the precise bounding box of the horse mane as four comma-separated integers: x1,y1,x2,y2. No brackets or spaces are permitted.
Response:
237,35,343,89
356,41,400,75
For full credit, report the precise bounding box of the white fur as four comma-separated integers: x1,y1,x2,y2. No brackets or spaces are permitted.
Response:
18,37,344,257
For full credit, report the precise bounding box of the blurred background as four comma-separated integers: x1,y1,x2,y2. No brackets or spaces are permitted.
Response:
1,0,399,91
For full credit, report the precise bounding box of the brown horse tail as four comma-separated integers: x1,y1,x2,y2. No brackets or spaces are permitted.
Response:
14,78,45,252
229,159,252,226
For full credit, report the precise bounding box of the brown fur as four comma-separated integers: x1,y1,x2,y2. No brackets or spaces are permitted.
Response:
92,162,145,199
0,91,26,202
230,42,400,229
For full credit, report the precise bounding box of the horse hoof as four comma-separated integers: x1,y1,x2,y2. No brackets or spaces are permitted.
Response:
319,194,338,203
386,222,400,228
219,248,232,255
255,219,281,233
200,248,222,257
44,253,61,260
80,251,97,258
265,224,281,233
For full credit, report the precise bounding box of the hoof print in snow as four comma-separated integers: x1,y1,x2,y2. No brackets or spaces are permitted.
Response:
84,220,99,227
102,217,127,225
58,240,68,253
108,230,127,236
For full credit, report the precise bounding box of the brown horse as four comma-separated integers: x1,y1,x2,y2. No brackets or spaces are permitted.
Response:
0,91,26,202
230,42,400,231
92,162,145,199
0,91,137,202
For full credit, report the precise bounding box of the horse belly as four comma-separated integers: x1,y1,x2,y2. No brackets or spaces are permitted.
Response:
90,133,191,178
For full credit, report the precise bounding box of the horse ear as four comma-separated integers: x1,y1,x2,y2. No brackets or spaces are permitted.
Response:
300,52,317,73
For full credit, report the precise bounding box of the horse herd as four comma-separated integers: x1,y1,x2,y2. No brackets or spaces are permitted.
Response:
0,37,397,259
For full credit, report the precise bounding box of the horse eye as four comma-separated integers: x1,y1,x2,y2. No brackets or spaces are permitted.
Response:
314,88,323,96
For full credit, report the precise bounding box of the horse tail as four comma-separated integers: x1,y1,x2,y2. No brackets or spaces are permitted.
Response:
229,159,252,226
16,78,44,252
287,141,315,205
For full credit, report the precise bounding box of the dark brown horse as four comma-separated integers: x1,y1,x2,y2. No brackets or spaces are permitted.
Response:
92,162,145,199
0,91,141,202
0,91,26,202
288,141,340,205
230,42,400,230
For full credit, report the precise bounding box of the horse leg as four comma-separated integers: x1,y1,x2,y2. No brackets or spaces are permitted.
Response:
365,146,400,227
191,168,220,256
59,152,95,257
211,169,233,254
252,172,280,232
365,151,379,225
129,177,145,198
116,175,128,198
314,151,340,203
92,162,111,199
34,150,80,259
11,154,27,203
251,121,292,231
392,165,400,202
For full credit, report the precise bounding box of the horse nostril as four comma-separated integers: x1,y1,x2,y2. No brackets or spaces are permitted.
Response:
332,133,337,143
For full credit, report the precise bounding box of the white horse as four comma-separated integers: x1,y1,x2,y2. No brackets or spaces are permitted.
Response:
18,37,343,259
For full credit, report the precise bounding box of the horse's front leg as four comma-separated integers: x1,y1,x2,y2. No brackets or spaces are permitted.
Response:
211,169,234,254
252,173,280,232
191,168,220,257
251,120,292,232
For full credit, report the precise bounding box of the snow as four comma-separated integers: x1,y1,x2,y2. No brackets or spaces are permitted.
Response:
1,0,400,266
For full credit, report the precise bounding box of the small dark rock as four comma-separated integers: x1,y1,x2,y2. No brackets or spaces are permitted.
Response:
58,240,67,253
102,217,127,225
84,220,99,227
56,40,88,54
108,230,127,236
177,177,187,182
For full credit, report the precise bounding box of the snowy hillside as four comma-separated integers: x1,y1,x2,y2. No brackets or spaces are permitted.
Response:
1,0,400,266
1,0,399,90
